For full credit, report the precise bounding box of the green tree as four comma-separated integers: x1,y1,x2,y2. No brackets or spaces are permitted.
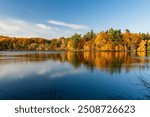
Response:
125,29,130,33
71,33,80,49
85,30,96,40
107,28,122,46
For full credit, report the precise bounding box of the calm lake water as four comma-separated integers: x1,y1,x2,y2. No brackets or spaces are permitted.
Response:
0,51,150,100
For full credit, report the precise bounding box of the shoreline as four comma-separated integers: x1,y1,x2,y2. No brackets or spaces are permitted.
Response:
0,50,150,52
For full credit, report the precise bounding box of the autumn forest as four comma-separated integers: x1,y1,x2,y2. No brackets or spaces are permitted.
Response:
1,28,150,52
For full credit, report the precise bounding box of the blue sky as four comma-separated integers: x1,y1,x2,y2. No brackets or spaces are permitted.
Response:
0,0,150,39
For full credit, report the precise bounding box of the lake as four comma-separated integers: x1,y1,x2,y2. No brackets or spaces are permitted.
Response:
0,51,150,100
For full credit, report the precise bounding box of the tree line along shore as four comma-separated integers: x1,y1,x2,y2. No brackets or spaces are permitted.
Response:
0,28,150,52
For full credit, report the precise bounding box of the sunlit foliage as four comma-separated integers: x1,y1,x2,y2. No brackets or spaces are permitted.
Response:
0,28,150,51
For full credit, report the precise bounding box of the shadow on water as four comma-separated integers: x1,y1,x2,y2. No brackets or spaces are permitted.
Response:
28,88,64,100
0,89,21,100
0,88,63,100
137,68,150,99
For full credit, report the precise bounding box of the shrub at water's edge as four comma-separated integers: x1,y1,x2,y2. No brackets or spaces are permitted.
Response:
1,28,150,51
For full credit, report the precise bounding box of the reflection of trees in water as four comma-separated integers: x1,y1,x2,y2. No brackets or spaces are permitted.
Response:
68,52,81,68
0,51,150,74
108,59,122,74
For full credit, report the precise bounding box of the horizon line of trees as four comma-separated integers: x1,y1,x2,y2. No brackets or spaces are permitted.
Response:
1,28,150,51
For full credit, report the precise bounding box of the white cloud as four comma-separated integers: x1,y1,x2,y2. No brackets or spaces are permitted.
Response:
36,23,59,31
36,23,53,30
0,19,71,38
0,61,82,80
48,20,89,30
0,20,24,31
